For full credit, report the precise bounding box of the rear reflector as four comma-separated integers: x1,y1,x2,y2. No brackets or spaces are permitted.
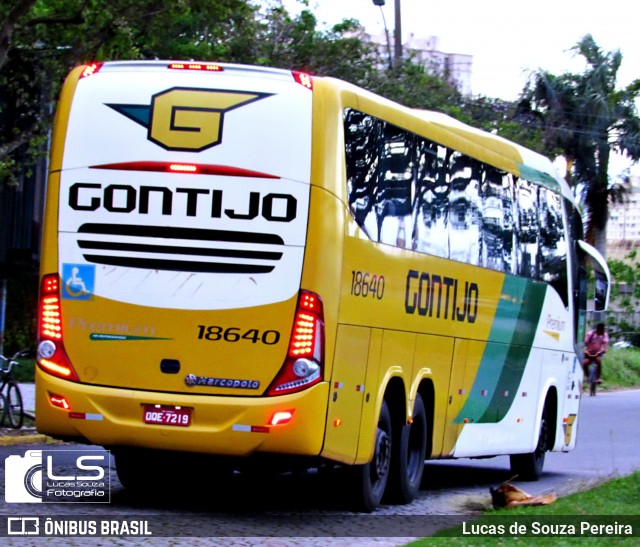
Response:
269,410,295,426
49,394,71,410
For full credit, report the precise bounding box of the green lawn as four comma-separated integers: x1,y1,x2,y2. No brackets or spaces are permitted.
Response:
405,472,640,544
7,356,35,383
600,347,640,388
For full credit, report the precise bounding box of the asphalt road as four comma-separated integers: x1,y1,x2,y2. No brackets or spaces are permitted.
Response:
1,388,639,545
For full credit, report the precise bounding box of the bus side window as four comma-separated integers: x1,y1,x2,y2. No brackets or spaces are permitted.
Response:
377,123,414,247
538,187,568,306
448,153,482,266
412,139,450,258
481,167,507,272
515,178,539,279
344,109,381,240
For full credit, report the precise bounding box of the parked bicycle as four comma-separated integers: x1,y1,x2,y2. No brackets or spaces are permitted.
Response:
0,350,28,429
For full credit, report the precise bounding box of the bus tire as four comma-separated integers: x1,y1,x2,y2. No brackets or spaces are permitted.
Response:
385,394,427,504
114,450,155,491
509,404,549,481
349,399,392,512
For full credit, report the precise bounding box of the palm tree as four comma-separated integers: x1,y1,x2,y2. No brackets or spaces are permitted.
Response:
523,34,640,257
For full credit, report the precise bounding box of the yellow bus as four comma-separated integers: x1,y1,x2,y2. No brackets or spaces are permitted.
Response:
36,61,610,511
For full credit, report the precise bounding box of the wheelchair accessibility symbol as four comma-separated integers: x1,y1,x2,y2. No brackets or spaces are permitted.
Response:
62,264,95,300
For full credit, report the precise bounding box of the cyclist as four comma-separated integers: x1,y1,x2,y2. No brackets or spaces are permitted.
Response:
583,322,609,385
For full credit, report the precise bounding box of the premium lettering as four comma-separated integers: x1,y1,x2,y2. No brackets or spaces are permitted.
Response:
69,182,297,222
404,269,479,323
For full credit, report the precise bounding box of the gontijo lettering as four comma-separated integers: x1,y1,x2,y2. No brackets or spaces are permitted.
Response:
405,269,479,323
68,183,297,222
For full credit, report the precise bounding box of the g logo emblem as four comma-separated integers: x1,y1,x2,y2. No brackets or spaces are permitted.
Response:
107,87,272,152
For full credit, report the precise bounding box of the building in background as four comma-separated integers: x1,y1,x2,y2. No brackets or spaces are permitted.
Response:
367,32,473,95
607,174,640,260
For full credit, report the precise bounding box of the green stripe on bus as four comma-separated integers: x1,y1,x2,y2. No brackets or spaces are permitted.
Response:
454,276,546,424
518,163,561,192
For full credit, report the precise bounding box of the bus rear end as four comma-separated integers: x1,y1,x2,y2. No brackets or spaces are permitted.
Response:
36,62,328,462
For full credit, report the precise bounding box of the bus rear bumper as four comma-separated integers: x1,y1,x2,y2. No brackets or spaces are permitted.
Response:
35,369,329,457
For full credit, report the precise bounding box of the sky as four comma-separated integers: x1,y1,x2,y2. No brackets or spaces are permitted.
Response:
280,0,639,100
280,0,640,175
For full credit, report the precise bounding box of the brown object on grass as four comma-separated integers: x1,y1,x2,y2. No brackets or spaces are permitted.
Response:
490,478,557,509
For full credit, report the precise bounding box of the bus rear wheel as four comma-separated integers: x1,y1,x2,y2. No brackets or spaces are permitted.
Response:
385,394,427,504
349,400,392,512
114,449,160,491
510,405,549,481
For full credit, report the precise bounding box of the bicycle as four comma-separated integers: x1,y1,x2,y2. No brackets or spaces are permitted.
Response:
0,350,28,429
583,350,602,397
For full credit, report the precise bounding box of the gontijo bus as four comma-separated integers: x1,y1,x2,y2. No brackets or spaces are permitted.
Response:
37,61,610,511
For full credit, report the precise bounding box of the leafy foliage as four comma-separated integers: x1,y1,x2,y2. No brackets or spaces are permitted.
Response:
1,0,259,176
10,2,640,350
521,35,640,252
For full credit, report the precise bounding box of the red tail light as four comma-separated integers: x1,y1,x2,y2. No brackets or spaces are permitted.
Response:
267,290,324,396
37,274,79,382
292,71,313,90
39,275,62,340
168,62,223,72
80,63,103,78
90,161,279,179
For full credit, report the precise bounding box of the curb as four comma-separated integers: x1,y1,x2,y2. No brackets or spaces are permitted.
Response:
0,433,51,446
0,410,49,446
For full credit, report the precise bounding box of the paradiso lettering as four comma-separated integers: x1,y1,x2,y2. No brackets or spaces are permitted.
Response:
68,183,297,222
404,269,479,323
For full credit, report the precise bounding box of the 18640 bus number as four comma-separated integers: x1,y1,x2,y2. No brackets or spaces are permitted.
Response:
351,271,385,299
197,326,280,345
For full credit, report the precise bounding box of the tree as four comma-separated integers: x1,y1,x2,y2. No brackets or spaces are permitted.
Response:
0,1,390,182
0,0,261,182
0,0,289,176
522,34,640,256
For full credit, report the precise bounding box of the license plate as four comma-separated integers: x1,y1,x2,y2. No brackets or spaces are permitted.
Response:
142,404,192,427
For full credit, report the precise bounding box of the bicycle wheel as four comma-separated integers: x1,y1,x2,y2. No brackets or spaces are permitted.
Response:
6,382,24,429
588,364,598,397
0,392,7,426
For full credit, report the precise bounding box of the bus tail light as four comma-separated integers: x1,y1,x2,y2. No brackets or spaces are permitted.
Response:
292,71,313,90
267,290,324,396
80,63,103,78
269,410,295,426
37,274,80,382
49,393,71,410
168,62,223,72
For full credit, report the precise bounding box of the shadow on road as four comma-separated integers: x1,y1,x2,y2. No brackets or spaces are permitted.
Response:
110,458,536,513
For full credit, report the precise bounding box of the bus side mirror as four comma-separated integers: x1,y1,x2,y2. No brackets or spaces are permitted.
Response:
578,240,611,311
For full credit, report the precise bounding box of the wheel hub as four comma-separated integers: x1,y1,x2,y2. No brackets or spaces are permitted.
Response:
373,428,391,480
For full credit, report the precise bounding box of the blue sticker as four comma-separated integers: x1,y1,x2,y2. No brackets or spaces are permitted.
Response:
62,264,95,300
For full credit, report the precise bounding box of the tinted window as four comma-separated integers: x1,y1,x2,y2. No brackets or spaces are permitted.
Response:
343,108,568,305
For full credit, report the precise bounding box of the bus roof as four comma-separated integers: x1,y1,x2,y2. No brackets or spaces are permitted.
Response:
412,109,570,197
94,60,300,82
320,74,575,204
83,61,575,204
